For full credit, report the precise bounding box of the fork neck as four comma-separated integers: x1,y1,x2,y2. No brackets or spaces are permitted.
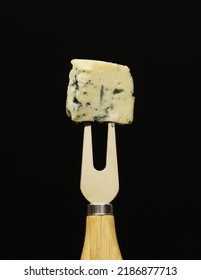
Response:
87,203,113,216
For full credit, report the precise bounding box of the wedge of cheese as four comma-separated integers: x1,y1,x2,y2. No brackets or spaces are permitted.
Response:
66,59,135,124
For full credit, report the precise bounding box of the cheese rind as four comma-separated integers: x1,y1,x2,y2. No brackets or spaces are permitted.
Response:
66,59,135,124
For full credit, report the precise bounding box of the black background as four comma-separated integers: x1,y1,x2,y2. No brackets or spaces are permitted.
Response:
1,1,201,260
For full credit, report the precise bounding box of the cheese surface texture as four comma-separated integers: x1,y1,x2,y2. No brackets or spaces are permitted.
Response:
66,59,135,124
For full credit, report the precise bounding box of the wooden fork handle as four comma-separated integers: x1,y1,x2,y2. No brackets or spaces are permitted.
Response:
81,204,122,260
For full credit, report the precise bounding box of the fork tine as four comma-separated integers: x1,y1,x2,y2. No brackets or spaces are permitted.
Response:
106,123,119,173
81,122,94,170
80,122,94,202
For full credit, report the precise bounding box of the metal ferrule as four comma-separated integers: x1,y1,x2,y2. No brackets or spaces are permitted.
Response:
87,203,113,216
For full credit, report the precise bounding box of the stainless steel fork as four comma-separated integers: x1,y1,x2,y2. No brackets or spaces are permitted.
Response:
80,122,122,260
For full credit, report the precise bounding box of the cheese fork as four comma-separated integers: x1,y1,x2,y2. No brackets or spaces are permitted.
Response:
80,122,122,260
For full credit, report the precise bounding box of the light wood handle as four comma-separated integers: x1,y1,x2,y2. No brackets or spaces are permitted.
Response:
81,215,122,260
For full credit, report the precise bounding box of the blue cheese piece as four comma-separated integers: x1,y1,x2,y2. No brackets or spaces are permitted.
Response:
66,59,135,124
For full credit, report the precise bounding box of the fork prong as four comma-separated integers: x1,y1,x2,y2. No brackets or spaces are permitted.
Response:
106,123,119,172
80,122,94,201
81,122,94,170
